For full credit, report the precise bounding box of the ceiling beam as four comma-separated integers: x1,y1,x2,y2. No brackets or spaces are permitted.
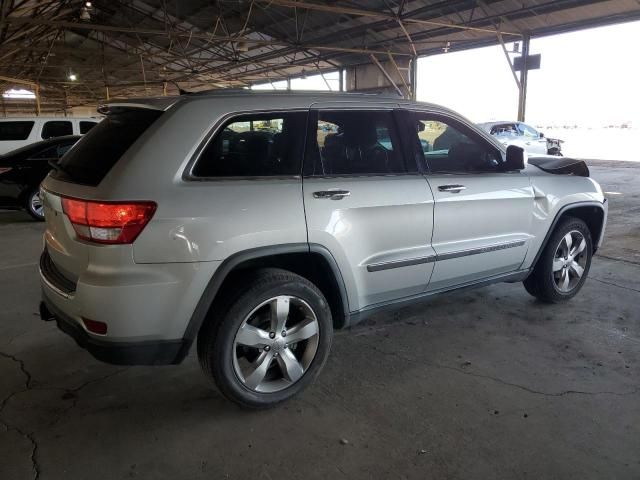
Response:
252,0,521,36
0,18,414,56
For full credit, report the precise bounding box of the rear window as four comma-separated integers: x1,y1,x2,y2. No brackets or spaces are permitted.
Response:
54,109,162,186
42,121,72,139
0,121,34,140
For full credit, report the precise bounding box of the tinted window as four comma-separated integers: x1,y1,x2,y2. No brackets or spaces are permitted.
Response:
54,109,162,186
0,121,34,140
32,141,77,159
193,112,306,177
79,121,98,134
306,111,406,176
411,115,502,173
41,121,72,139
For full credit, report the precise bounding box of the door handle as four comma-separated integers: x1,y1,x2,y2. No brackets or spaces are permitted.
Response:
438,184,466,193
313,190,351,200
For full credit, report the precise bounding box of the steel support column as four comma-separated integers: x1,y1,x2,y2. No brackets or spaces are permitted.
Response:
517,34,530,122
409,55,418,100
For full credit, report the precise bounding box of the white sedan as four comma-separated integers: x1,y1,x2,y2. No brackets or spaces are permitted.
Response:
478,121,563,156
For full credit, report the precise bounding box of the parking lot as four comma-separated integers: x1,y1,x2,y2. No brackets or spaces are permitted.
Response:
1,160,638,480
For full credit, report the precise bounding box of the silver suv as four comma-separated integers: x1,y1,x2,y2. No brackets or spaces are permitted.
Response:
38,91,607,408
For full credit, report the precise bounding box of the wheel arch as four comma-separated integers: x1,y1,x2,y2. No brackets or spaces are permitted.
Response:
531,200,606,269
174,244,350,363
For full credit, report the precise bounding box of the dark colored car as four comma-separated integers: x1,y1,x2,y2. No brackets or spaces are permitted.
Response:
0,135,80,220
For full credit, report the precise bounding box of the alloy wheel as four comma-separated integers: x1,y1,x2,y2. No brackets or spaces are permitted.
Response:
552,230,588,293
30,191,44,219
232,295,320,393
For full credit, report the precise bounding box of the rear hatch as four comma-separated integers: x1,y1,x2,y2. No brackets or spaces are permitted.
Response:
41,105,166,285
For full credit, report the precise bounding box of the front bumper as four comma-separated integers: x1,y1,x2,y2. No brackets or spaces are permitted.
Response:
40,296,188,365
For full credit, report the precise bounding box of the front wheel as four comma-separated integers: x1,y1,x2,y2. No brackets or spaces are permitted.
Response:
25,188,45,221
524,217,592,303
197,268,333,408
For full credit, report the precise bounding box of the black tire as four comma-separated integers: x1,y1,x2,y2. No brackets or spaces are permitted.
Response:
25,188,45,221
197,268,333,408
524,216,592,303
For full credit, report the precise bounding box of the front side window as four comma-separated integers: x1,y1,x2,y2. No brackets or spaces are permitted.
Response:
518,123,539,139
411,114,503,174
0,121,34,140
192,112,306,177
41,121,72,139
306,110,406,176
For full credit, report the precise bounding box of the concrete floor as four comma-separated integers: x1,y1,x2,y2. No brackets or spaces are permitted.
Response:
1,162,638,480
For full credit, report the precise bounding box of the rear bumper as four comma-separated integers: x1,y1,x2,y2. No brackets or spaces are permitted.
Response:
40,296,189,365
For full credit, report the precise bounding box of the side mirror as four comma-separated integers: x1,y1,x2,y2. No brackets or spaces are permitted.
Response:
539,132,545,138
504,145,526,170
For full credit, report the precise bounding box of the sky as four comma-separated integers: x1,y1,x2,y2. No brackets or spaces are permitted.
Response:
417,20,640,127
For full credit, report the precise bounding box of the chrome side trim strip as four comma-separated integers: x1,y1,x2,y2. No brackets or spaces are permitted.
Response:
366,240,526,272
437,240,526,261
366,255,436,272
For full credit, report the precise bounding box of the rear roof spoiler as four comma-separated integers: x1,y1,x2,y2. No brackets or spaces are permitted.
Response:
97,97,179,114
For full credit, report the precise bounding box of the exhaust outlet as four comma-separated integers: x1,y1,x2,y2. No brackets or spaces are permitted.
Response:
39,301,55,322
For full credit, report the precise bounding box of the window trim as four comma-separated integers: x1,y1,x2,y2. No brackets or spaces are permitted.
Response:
302,108,417,179
404,109,507,176
182,109,309,182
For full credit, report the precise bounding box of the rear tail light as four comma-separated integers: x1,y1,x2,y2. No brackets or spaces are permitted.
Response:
0,167,12,175
61,197,156,244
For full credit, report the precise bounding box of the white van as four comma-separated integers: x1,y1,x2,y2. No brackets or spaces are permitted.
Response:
0,117,102,154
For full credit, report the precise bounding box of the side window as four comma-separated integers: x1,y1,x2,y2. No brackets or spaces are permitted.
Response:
0,121,34,140
31,145,59,159
56,142,75,157
306,110,406,176
79,121,98,134
491,123,518,136
192,112,306,177
518,123,539,139
31,141,75,159
411,114,503,174
41,121,72,139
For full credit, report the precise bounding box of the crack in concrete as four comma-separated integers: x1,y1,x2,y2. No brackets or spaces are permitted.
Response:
0,349,127,479
0,351,32,389
590,277,640,294
597,254,640,266
46,368,129,428
362,342,640,398
0,419,40,479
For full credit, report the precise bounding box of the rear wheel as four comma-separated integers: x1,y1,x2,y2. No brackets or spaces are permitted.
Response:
524,217,592,303
197,268,332,408
25,188,45,221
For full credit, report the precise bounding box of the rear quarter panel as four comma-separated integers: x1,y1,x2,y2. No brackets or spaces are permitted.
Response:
88,97,309,264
